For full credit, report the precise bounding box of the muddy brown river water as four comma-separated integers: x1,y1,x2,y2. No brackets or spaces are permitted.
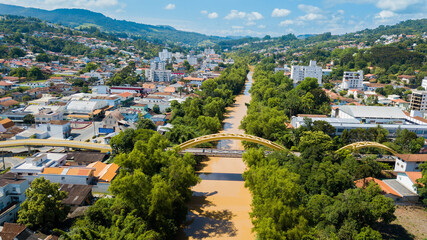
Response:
181,72,255,239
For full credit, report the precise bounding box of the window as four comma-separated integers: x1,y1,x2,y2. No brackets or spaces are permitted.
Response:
12,187,16,192
61,177,65,180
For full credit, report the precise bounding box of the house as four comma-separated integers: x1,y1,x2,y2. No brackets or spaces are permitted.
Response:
11,153,67,181
15,128,49,140
36,120,71,139
101,110,126,133
0,173,29,225
354,177,402,201
34,108,64,123
396,171,422,194
66,152,107,166
0,97,19,112
60,184,93,209
390,99,409,111
394,154,427,172
87,161,119,183
90,96,121,108
0,222,40,240
0,81,13,91
40,167,95,185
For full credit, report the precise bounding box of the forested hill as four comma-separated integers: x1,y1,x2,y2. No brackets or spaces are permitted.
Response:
0,3,224,46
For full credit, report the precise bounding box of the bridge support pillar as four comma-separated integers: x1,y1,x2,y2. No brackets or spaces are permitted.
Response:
27,146,31,155
65,147,70,152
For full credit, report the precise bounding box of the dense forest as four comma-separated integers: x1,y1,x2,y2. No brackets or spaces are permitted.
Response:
241,62,427,239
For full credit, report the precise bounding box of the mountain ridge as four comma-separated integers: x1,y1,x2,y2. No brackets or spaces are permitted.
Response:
0,3,225,45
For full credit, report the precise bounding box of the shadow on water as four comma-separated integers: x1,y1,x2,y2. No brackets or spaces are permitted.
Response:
199,172,244,181
177,191,238,239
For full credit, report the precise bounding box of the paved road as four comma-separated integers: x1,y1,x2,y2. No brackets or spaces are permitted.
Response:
72,122,98,141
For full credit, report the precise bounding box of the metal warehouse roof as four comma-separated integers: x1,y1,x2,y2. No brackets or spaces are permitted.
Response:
337,106,407,119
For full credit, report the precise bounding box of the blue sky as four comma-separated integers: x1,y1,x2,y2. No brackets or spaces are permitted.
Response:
3,0,427,37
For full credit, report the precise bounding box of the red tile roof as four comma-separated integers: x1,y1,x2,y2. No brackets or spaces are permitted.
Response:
396,154,427,162
354,177,402,197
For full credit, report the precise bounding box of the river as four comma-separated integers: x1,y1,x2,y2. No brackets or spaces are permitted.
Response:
181,72,255,239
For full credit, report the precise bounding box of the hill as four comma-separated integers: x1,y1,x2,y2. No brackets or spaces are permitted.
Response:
0,3,224,46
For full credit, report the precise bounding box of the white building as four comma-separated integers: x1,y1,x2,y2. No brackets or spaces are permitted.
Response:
40,167,95,185
410,90,427,112
394,154,426,172
290,60,322,85
341,70,363,90
34,108,63,123
0,174,29,225
421,77,427,90
145,59,171,82
10,153,67,181
396,172,422,194
159,49,172,62
187,55,198,66
36,120,71,139
66,100,107,115
331,105,407,124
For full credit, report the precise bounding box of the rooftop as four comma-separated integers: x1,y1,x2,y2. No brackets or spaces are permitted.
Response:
396,154,427,162
336,105,407,119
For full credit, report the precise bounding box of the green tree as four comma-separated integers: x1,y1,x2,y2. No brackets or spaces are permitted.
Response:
152,104,161,114
36,53,50,62
23,114,35,124
17,177,69,232
27,66,44,80
136,118,157,130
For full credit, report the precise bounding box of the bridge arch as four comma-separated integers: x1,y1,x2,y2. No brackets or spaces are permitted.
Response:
178,133,286,151
337,141,398,156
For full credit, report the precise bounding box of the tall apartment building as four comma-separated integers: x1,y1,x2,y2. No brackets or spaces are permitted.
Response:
290,60,322,85
410,90,427,112
341,70,364,90
145,59,171,82
187,55,198,65
159,49,172,62
421,77,427,90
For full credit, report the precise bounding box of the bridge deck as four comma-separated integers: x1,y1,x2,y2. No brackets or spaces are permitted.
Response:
0,139,112,153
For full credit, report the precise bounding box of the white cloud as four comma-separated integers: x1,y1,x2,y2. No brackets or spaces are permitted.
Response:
298,13,325,21
225,10,247,20
208,12,218,19
247,12,263,21
376,0,422,11
164,3,175,10
200,10,208,14
271,8,291,17
337,9,345,14
298,4,322,13
258,25,266,29
375,10,397,18
245,21,256,26
232,26,244,29
224,10,263,21
279,20,294,26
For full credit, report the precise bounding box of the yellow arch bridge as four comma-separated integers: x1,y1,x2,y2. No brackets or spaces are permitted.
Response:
337,141,398,156
0,139,112,153
178,133,287,151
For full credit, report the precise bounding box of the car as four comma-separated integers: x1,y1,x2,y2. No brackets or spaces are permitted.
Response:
67,136,74,140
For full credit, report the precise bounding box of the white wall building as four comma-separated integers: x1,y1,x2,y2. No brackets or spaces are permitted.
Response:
394,154,426,172
40,167,95,185
10,153,67,181
145,59,171,82
421,77,427,90
159,49,172,62
290,60,322,85
410,90,427,112
187,55,198,65
0,174,29,225
341,70,363,90
36,120,71,139
66,100,107,114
